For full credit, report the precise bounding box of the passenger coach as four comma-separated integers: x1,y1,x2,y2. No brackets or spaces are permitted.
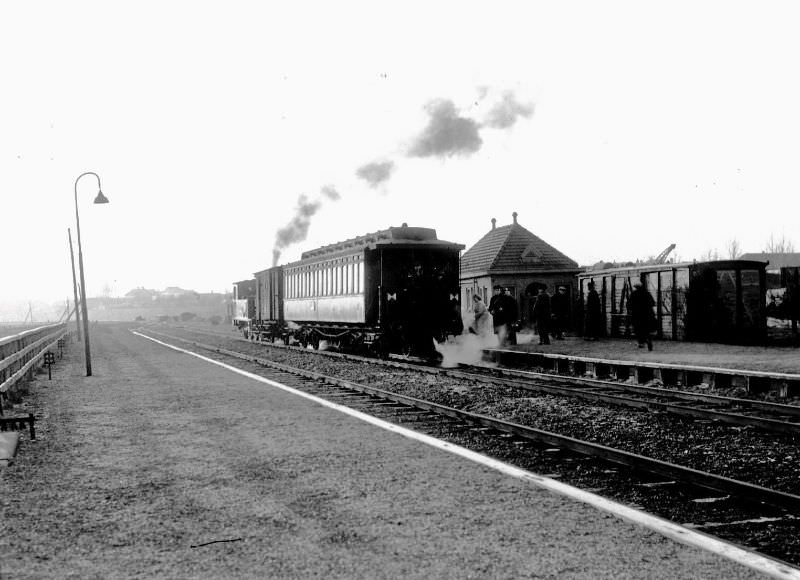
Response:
250,224,464,356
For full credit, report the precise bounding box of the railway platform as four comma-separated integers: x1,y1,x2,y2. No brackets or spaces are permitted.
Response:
488,332,800,398
0,323,791,578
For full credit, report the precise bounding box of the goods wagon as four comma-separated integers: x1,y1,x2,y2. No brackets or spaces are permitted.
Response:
578,260,767,344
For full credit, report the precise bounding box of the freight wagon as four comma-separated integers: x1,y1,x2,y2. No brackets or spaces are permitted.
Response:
577,260,767,344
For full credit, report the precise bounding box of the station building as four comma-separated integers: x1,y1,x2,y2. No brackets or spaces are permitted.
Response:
459,213,582,329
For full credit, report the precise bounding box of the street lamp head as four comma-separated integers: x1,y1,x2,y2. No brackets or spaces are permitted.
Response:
93,190,109,204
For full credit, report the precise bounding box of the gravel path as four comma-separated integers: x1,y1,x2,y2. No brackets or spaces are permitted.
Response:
0,324,768,579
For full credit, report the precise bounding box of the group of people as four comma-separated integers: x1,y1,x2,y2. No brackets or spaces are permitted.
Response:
469,284,571,346
584,279,656,350
469,286,518,346
530,285,571,345
468,279,657,351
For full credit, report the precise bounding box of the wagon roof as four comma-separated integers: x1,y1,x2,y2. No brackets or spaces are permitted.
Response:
460,220,579,277
578,259,768,277
295,225,463,261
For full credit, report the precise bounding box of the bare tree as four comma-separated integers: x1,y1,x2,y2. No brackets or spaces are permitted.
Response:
699,248,721,262
726,238,742,259
764,234,796,253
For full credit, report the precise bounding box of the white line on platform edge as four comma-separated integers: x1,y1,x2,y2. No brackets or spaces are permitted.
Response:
132,330,800,580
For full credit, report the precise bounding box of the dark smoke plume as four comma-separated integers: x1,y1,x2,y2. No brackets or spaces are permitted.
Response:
272,195,321,266
355,160,395,188
408,99,482,158
320,184,341,201
484,92,535,129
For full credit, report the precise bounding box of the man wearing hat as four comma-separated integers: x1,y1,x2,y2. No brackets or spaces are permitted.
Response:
629,281,655,350
584,281,602,340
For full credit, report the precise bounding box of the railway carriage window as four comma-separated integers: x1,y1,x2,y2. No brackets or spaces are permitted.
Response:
347,263,353,294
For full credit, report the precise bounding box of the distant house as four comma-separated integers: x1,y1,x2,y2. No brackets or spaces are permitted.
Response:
460,213,581,328
124,287,158,301
160,286,197,298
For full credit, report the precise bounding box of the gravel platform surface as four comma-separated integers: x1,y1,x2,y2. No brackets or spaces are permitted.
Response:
0,323,769,579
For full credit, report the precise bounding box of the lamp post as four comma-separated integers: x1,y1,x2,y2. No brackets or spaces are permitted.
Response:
74,171,109,377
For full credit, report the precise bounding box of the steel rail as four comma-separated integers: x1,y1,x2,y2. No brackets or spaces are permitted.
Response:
138,329,800,512
164,326,800,435
467,363,800,417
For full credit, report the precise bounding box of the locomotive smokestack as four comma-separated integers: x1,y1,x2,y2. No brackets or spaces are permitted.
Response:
512,212,518,224
491,218,496,230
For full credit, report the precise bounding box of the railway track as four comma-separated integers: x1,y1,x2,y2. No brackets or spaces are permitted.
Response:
172,325,800,436
138,327,800,567
444,363,800,436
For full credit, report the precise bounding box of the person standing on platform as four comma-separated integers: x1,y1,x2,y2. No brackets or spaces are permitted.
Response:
498,287,518,346
584,281,602,341
550,286,570,340
488,286,503,331
469,294,492,338
532,286,552,345
629,282,655,350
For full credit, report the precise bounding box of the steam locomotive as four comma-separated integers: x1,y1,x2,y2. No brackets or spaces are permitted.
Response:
236,224,464,357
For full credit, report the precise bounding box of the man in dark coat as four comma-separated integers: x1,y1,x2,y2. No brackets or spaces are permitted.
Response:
499,287,518,346
532,287,552,345
629,282,655,350
584,281,602,341
488,286,503,334
550,286,570,340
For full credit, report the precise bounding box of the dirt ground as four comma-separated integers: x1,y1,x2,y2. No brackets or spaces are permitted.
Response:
0,324,769,579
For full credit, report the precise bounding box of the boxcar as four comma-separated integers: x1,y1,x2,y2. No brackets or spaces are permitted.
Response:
577,260,767,344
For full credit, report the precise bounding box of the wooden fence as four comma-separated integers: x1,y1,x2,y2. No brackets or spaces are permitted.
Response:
0,323,69,414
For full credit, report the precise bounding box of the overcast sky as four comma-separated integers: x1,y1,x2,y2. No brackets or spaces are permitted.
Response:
3,1,799,311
